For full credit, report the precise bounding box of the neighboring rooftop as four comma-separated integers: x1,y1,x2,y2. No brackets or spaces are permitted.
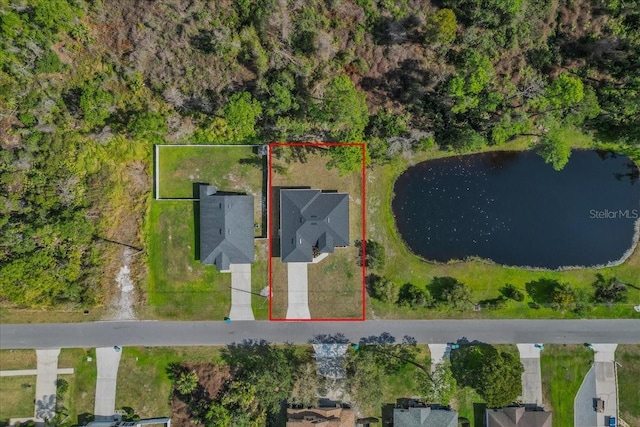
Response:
280,189,349,262
199,185,254,271
286,406,355,426
486,406,552,427
392,399,457,427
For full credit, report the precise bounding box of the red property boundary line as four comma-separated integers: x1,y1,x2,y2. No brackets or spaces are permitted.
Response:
268,142,367,322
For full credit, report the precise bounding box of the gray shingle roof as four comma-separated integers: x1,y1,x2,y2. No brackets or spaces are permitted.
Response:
280,189,349,262
486,407,552,427
199,185,254,271
393,407,458,427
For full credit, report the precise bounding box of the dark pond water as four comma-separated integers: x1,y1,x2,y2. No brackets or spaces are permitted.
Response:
392,150,640,269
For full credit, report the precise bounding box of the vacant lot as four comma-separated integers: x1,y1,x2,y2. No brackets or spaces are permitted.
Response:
269,146,365,319
157,145,266,236
617,345,640,425
367,136,640,319
540,344,593,427
146,201,268,320
115,347,222,418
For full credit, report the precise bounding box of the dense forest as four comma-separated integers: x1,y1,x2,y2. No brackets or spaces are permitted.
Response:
1,0,639,308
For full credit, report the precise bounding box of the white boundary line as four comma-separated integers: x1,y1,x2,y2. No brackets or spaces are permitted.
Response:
154,144,266,201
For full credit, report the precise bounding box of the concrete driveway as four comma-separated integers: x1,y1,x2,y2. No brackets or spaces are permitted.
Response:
286,262,311,319
229,263,254,321
575,365,598,427
428,344,450,373
94,347,122,420
34,349,60,421
593,344,619,426
574,344,619,427
516,344,543,406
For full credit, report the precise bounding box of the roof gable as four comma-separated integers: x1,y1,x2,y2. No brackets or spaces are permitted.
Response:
199,186,254,271
280,189,349,262
393,407,458,427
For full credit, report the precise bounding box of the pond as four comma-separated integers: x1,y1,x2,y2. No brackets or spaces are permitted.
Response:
391,150,640,269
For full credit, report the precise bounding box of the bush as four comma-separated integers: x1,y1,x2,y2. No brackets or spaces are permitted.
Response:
500,283,524,301
593,273,628,303
356,239,385,270
397,283,433,308
367,274,398,303
430,276,473,310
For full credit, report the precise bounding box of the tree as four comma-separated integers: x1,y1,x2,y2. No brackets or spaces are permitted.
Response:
223,91,263,142
550,282,578,310
417,361,457,405
398,283,433,308
424,9,457,45
290,362,322,407
431,276,473,310
79,83,114,128
538,123,571,171
500,283,524,302
545,73,584,110
317,75,369,141
593,273,628,303
356,239,386,270
368,275,399,303
175,370,198,395
451,344,524,408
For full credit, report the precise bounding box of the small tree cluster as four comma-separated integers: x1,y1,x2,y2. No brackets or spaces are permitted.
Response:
356,239,386,270
500,283,525,301
398,283,433,308
593,273,628,303
431,276,473,310
367,274,399,303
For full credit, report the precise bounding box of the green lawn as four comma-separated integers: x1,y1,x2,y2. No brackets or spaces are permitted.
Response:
617,345,640,426
0,376,36,421
452,387,485,427
146,201,268,320
58,348,97,425
367,135,640,319
115,346,223,418
540,344,593,427
156,145,266,236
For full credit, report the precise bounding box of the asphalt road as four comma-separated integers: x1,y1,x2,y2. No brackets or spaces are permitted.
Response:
1,319,640,350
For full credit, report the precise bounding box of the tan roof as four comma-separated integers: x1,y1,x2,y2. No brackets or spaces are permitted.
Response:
487,407,552,427
286,407,356,427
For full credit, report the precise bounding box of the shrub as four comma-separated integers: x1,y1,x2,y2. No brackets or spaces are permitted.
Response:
398,283,433,308
356,239,385,270
593,273,628,303
367,274,398,303
500,283,524,301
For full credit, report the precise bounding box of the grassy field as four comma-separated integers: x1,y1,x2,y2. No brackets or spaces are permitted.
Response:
0,377,36,421
617,345,640,426
157,145,266,236
58,348,97,425
367,135,640,319
270,147,365,319
115,346,222,418
540,344,593,427
146,201,268,320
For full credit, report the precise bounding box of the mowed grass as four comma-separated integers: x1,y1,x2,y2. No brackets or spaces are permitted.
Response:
270,147,364,319
367,136,640,319
147,201,231,319
58,348,97,425
146,201,268,320
617,345,640,426
452,387,485,427
540,344,593,427
0,376,36,420
0,350,36,370
115,346,222,417
157,145,265,236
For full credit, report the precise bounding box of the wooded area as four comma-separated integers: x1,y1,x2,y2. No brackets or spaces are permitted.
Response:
1,0,639,307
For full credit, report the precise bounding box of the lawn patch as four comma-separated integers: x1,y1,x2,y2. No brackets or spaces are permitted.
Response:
617,345,640,426
0,376,36,420
540,344,593,427
59,348,97,425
